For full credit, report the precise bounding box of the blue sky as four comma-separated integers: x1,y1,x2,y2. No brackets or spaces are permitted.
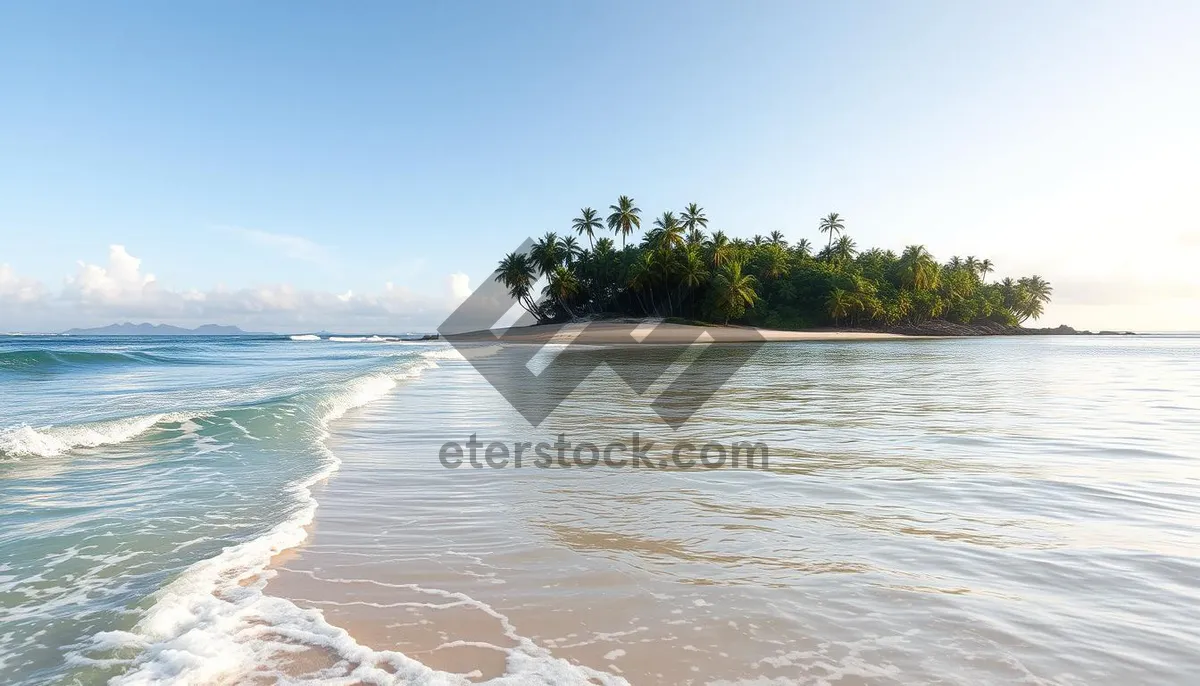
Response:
2,1,1198,332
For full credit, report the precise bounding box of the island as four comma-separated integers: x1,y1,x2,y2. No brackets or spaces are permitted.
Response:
490,199,1073,336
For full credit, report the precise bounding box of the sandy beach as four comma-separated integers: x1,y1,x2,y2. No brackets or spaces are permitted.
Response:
251,336,1200,684
447,320,920,344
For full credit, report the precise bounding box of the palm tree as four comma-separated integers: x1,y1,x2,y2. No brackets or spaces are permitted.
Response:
676,246,709,317
711,261,759,324
543,266,580,318
529,232,564,276
706,230,733,269
826,288,851,325
607,195,641,248
899,245,939,291
1000,277,1018,308
495,198,1055,331
626,250,656,315
495,252,539,318
681,203,708,245
589,238,618,307
760,244,789,279
818,212,845,251
572,207,603,250
561,236,583,267
677,246,708,289
1016,275,1053,322
832,235,857,263
652,211,685,251
978,258,994,283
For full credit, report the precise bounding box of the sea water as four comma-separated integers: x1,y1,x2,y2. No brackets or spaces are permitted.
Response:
2,334,1199,684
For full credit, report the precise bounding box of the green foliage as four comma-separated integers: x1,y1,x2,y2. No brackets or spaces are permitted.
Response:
496,199,1053,328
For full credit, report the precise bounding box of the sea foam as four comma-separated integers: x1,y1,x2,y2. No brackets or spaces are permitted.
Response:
0,413,191,459
329,335,399,343
70,350,621,684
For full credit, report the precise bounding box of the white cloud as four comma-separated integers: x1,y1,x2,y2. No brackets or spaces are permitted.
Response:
64,245,157,304
0,264,45,304
4,245,469,333
223,226,332,265
449,272,471,300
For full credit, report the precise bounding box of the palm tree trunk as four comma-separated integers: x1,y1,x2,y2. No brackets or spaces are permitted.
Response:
559,297,576,319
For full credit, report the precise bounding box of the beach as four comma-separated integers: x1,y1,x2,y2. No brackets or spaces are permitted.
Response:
4,334,1200,684
446,321,920,344
259,335,1200,684
7,1,1198,682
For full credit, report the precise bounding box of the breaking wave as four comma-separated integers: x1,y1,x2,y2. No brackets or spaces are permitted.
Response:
0,413,193,459
60,349,614,684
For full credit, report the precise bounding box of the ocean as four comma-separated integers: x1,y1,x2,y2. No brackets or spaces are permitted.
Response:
1,334,1198,684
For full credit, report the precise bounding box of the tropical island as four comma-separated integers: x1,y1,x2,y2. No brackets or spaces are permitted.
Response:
493,197,1057,335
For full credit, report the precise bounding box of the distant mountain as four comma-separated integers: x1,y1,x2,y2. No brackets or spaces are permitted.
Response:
62,322,268,336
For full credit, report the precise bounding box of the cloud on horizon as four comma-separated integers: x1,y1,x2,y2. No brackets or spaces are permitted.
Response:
1,264,45,305
0,245,469,334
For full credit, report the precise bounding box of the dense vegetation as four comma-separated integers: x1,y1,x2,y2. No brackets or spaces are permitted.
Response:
496,197,1053,330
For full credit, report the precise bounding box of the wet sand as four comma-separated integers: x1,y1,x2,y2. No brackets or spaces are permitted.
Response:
261,367,878,685
446,321,920,344
261,338,1200,685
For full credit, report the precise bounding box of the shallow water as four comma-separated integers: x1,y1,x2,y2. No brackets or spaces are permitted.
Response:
2,334,1199,684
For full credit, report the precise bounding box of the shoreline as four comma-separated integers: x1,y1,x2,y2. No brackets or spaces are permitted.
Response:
445,321,929,344
443,319,1134,344
255,337,1198,685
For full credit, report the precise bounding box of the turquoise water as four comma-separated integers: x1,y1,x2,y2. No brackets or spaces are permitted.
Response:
2,334,1199,685
0,335,445,684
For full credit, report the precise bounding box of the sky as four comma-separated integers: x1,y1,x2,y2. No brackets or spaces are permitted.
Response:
1,0,1198,333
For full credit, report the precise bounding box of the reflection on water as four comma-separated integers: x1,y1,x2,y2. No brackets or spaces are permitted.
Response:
269,336,1200,684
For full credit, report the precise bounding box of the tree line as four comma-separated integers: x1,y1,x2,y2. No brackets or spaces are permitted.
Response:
495,197,1052,329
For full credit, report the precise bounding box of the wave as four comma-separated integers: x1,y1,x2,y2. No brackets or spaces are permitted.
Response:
57,353,395,675
329,335,402,343
291,335,439,344
72,349,625,684
0,349,213,373
12,347,620,682
0,413,194,459
0,346,457,461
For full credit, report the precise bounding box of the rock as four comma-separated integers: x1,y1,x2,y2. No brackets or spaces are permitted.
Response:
880,322,1099,336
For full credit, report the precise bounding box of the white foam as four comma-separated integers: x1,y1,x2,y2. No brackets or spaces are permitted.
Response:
289,334,322,341
0,413,192,459
318,373,402,424
72,354,625,685
421,347,467,361
329,335,398,343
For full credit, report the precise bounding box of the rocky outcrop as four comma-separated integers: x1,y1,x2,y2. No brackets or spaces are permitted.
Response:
881,321,1133,336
